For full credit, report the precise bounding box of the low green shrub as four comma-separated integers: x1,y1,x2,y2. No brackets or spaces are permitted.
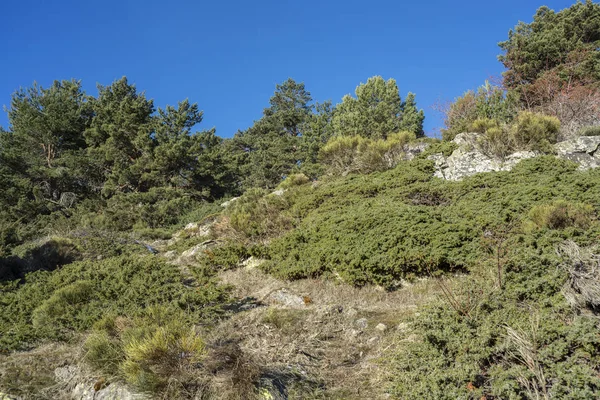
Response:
278,173,311,189
511,111,560,153
223,188,293,241
32,280,94,329
264,157,600,287
419,140,458,158
0,255,229,352
319,132,416,176
388,237,600,399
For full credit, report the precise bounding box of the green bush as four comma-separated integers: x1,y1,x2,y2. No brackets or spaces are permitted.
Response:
263,157,600,287
32,280,94,329
223,188,293,241
511,111,560,152
318,132,416,176
91,187,202,232
442,82,518,141
0,255,229,352
278,173,311,189
388,237,600,399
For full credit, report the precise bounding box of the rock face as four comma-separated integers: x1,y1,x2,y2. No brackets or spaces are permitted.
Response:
403,141,431,161
430,133,600,181
554,135,600,169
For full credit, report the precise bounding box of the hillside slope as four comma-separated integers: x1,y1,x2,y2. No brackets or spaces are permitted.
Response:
2,153,600,399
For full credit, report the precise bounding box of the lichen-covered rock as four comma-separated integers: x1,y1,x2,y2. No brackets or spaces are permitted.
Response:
430,134,537,180
430,133,600,180
554,135,600,170
402,141,430,161
177,240,216,264
242,256,265,270
554,135,600,155
267,288,306,308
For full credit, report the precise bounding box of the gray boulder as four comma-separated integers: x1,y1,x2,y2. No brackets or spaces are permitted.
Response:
402,141,430,161
554,135,600,170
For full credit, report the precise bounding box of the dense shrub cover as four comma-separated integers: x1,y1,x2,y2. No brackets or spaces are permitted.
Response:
0,254,229,352
1,2,599,398
388,233,600,399
263,157,600,287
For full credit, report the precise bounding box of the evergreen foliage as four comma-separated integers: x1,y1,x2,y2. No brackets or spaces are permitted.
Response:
499,0,600,93
332,76,425,139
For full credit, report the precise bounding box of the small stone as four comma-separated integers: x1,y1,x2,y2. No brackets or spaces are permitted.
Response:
221,197,240,208
397,322,409,331
242,256,265,270
367,336,379,345
375,323,387,332
354,318,368,330
185,222,199,231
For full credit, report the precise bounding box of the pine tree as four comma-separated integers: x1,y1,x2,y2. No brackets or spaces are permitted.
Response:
84,77,154,195
399,92,425,137
233,78,314,189
331,76,424,139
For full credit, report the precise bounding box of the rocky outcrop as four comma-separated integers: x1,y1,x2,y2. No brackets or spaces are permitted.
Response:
402,141,431,161
430,133,600,181
554,135,600,169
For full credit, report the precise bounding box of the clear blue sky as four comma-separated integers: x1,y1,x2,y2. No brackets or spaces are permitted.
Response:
0,0,579,138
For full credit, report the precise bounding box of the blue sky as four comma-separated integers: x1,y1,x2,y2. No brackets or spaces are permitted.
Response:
0,0,579,138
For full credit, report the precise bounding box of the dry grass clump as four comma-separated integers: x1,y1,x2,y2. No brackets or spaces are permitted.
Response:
0,342,77,399
318,132,416,176
199,339,261,400
504,313,549,400
557,240,600,313
83,308,208,395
